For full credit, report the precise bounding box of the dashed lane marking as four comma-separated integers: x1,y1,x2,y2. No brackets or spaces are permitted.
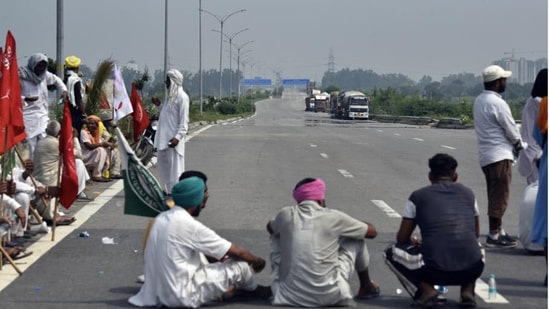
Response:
338,169,354,178
377,130,384,133
441,145,456,150
320,153,329,159
310,144,317,147
393,133,401,136
371,200,401,218
413,138,424,141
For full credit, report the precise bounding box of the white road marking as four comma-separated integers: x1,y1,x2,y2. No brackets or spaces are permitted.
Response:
310,144,317,148
413,138,424,141
338,169,354,178
377,130,384,133
393,133,401,136
441,145,456,150
320,153,329,159
475,278,509,304
0,180,124,292
371,200,402,218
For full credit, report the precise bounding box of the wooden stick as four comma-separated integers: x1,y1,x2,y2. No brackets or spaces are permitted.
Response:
51,157,63,242
0,244,23,275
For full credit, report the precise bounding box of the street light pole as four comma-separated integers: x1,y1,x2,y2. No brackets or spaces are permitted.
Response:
198,0,203,113
164,0,168,79
233,40,253,103
201,8,246,99
212,28,249,97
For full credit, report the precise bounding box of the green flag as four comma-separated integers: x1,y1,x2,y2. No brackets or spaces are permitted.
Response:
115,127,167,217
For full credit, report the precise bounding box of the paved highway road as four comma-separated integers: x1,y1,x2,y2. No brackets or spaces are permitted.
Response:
0,93,546,308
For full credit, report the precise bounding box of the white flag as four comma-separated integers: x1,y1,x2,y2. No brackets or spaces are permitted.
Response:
112,64,133,121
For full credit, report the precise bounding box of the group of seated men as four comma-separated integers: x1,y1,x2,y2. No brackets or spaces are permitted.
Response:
130,153,484,308
0,115,122,265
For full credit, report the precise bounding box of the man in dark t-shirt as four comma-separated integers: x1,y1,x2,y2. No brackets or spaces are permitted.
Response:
386,153,484,308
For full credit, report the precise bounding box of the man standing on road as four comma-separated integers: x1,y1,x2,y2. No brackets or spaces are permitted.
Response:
64,55,87,134
129,176,270,308
152,69,189,195
473,65,523,248
19,53,67,158
267,177,380,307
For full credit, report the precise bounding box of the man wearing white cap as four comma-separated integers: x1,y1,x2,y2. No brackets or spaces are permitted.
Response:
64,55,87,133
473,65,523,249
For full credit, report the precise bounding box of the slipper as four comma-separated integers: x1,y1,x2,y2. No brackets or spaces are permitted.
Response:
356,286,380,299
459,296,477,308
11,250,33,260
411,291,440,308
110,174,123,179
92,177,111,183
56,217,76,226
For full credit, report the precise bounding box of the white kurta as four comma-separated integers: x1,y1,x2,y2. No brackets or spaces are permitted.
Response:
153,88,189,193
19,72,66,140
129,207,255,308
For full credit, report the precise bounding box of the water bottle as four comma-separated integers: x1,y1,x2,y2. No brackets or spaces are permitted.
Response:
488,274,497,300
435,285,448,303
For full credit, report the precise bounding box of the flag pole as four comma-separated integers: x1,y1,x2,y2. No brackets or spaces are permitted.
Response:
0,128,23,275
51,156,63,241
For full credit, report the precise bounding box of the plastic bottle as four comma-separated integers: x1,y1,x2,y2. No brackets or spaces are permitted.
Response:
488,274,497,300
436,285,448,294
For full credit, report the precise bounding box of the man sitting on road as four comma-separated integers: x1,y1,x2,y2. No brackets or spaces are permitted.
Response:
385,153,484,308
129,176,270,308
267,177,380,307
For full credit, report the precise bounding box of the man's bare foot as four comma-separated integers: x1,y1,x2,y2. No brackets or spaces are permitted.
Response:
357,280,380,299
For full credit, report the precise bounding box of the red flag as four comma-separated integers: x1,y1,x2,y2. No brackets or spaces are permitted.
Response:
0,31,26,155
130,83,150,142
58,97,78,208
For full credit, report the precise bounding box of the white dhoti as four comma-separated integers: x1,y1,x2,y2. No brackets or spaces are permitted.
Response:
156,146,185,194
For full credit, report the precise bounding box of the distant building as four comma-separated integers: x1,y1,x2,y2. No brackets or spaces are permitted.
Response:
494,56,547,85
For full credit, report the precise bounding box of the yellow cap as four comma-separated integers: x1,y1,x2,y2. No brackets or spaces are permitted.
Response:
64,55,81,68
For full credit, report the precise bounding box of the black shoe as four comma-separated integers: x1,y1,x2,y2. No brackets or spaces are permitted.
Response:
486,235,517,248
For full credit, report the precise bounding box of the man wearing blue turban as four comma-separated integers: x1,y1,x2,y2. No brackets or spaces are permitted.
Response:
130,176,270,308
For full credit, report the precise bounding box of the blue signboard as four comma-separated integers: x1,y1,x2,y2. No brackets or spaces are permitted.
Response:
241,78,272,86
281,79,310,86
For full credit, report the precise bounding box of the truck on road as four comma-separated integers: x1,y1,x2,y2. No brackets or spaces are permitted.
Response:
332,91,369,120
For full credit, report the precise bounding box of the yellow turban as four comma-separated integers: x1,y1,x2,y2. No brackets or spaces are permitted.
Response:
65,55,81,68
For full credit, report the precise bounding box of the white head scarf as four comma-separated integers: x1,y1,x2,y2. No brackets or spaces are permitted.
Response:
19,53,48,84
166,69,183,101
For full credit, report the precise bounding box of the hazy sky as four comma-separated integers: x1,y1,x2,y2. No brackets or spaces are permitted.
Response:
1,0,547,82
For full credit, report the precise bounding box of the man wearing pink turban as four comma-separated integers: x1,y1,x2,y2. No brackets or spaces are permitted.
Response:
266,178,380,307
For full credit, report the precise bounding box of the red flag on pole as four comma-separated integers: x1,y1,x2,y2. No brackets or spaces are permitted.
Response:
58,97,78,208
0,31,26,155
130,83,150,142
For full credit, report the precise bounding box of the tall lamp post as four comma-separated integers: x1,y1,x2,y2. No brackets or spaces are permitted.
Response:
201,8,246,99
212,28,249,97
234,40,254,103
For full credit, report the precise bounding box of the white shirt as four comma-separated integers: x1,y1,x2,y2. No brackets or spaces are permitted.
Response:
19,72,67,139
517,97,542,182
473,90,521,167
129,207,231,308
153,88,189,155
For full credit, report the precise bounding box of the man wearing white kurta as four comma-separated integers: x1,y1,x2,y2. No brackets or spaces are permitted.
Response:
19,53,67,158
129,177,269,308
153,69,189,195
